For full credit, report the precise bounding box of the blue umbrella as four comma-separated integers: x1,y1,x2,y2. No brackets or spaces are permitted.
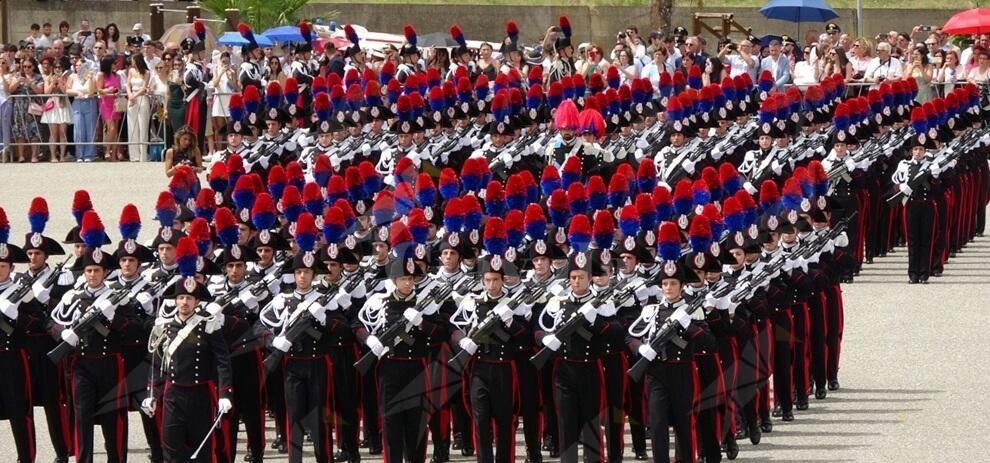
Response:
263,25,303,43
759,0,839,23
219,31,274,47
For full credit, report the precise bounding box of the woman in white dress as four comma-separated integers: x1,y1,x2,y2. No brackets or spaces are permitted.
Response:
125,54,151,161
40,55,72,162
209,51,239,154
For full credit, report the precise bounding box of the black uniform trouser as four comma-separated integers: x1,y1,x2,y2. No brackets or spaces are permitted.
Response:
555,359,604,463
162,382,216,463
825,285,844,383
905,198,936,280
27,334,72,458
219,349,265,463
772,310,794,413
516,350,543,456
625,375,647,453
329,346,360,457
832,193,860,276
0,349,36,462
427,345,453,453
755,319,772,424
694,354,722,463
72,355,128,463
379,357,431,463
266,360,287,442
541,362,559,446
285,356,334,463
932,193,949,274
807,291,828,391
734,330,758,431
470,360,517,463
646,362,695,463
360,346,381,448
124,345,163,462
601,351,626,463
790,303,810,402
976,160,989,235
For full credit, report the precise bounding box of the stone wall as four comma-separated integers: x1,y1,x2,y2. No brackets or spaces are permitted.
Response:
3,0,959,50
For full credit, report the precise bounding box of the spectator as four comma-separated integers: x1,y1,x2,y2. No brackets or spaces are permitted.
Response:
149,55,171,161
41,55,71,162
106,23,121,54
804,29,820,51
7,56,43,163
895,33,911,56
92,27,108,53
500,40,528,76
429,47,453,80
685,35,708,61
142,41,161,70
933,50,962,97
34,23,53,49
662,35,682,71
131,23,152,43
126,54,152,161
74,20,95,50
163,53,186,149
49,39,65,59
477,43,499,81
720,39,757,80
903,46,933,102
0,58,12,160
66,47,97,161
820,45,853,81
89,41,108,72
614,49,637,85
849,38,873,81
56,21,71,42
96,55,123,161
578,44,607,80
210,52,238,152
838,33,852,54
966,48,990,84
962,34,989,72
923,36,940,62
702,55,723,86
621,26,646,63
163,126,204,177
760,39,791,90
865,42,902,85
265,56,286,87
641,48,668,89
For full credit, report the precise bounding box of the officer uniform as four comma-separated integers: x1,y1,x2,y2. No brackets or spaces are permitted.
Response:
0,234,38,462
893,134,939,283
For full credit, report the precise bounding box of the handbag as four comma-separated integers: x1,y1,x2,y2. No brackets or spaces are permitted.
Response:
113,96,128,113
28,102,44,116
43,98,56,112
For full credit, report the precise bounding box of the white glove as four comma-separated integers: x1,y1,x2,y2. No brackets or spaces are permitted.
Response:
218,398,233,414
272,335,293,352
458,337,478,356
307,300,327,324
333,291,353,311
856,159,872,171
205,302,223,316
771,158,783,175
929,163,941,178
898,183,913,196
495,305,513,325
61,328,79,346
671,307,692,329
579,305,597,324
638,344,658,361
704,293,719,309
140,398,156,417
367,335,387,357
95,298,116,321
843,157,857,172
834,231,850,248
796,256,810,273
350,282,367,300
403,308,423,327
682,158,696,174
541,334,562,351
0,298,19,320
782,258,797,273
31,280,51,304
136,292,154,308
743,181,758,195
238,288,260,310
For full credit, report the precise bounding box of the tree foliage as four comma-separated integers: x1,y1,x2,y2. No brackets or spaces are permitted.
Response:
200,0,325,31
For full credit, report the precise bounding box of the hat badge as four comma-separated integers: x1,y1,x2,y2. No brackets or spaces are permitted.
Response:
377,226,389,242
259,229,271,244
268,108,278,118
239,208,250,222
196,256,206,272
601,249,611,262
288,222,297,236
0,244,8,260
491,255,503,271
424,207,434,221
356,201,366,214
678,214,689,230
762,122,771,133
469,229,480,244
231,244,242,260
233,121,242,132
371,107,381,118
623,235,636,251
214,191,224,206
30,233,42,248
405,258,415,273
303,252,315,268
848,125,857,136
693,253,706,269
320,121,330,132
747,224,759,239
817,196,827,210
92,248,103,264
448,233,460,247
161,227,173,242
328,243,339,259
183,277,197,294
836,131,846,142
344,235,357,249
124,240,137,254
575,252,588,268
401,121,411,132
645,230,656,246
787,210,799,224
709,242,720,256
505,247,517,262
414,244,427,259
768,216,779,230
734,233,745,246
663,261,677,277
529,240,545,256
555,227,566,244
800,198,812,212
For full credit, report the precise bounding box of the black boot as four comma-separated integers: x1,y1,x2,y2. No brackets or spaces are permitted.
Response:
270,435,286,453
795,396,809,410
748,422,762,445
430,443,450,463
828,379,840,391
451,432,463,450
760,419,773,433
724,437,739,460
782,410,795,421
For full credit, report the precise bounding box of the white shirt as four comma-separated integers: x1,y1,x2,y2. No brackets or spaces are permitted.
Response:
864,56,903,82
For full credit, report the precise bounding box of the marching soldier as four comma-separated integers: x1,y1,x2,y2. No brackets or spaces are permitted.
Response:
146,252,233,462
893,131,939,284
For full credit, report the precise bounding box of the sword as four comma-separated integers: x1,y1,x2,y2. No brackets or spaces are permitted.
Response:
190,409,226,459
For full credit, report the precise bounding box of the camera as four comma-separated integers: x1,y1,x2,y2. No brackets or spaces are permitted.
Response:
919,25,934,32
727,43,737,50
617,32,626,40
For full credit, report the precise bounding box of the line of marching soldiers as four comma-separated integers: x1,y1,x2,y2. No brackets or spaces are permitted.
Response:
0,73,988,463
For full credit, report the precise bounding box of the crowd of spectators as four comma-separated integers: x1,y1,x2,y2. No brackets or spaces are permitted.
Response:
2,18,989,163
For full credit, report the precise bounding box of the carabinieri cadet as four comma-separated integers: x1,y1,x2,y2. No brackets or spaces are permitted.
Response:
356,233,450,463
51,211,139,463
236,22,265,90
288,21,318,87
209,206,271,463
0,207,38,462
261,212,339,463
20,197,75,463
181,20,209,152
146,240,233,462
450,218,530,463
893,112,940,284
626,223,704,463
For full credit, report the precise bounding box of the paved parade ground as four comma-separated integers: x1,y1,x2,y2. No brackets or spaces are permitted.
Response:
1,163,988,462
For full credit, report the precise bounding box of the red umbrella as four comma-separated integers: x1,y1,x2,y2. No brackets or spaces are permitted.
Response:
942,8,990,35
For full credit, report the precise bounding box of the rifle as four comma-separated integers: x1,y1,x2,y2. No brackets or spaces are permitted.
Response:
244,130,294,167
48,287,131,363
7,257,69,305
261,292,330,372
447,281,549,371
664,135,721,184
